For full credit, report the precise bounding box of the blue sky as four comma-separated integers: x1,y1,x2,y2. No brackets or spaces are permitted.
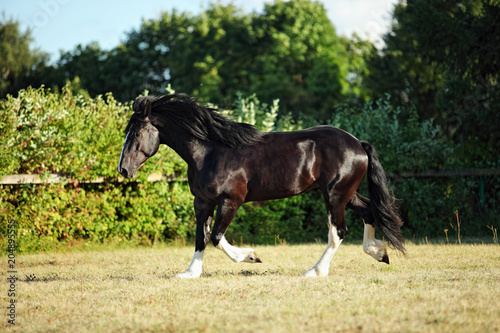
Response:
3,0,397,61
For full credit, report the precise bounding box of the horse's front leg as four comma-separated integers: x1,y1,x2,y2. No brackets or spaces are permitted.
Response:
176,198,215,279
211,199,262,263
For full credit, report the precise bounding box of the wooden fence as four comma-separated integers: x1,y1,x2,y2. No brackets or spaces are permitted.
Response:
2,169,498,186
396,169,500,178
2,169,498,206
3,169,498,198
0,173,182,185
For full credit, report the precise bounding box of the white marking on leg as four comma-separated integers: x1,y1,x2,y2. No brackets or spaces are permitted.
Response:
175,250,204,278
216,236,261,263
117,131,130,172
363,223,388,262
303,219,342,277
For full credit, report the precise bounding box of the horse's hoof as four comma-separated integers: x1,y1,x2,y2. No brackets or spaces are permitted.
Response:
245,251,262,263
381,253,390,264
302,269,318,277
175,270,202,279
302,267,328,277
252,251,262,263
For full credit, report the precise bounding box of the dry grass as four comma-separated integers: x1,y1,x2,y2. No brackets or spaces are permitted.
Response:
1,242,499,332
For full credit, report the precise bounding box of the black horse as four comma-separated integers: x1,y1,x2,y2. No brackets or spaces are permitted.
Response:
118,94,405,278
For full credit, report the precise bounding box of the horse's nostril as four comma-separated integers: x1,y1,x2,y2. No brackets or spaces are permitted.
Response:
120,168,128,178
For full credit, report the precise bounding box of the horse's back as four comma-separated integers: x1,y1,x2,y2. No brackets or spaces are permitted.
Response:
260,125,367,165
243,126,367,201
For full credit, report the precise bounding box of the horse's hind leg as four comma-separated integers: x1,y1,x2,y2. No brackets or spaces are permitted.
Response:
303,204,345,277
348,193,389,264
364,223,389,264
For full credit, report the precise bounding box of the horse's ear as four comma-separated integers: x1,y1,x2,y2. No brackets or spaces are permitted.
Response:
143,99,152,118
132,97,152,118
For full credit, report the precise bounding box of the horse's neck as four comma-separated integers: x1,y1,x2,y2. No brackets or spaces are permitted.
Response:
157,125,209,169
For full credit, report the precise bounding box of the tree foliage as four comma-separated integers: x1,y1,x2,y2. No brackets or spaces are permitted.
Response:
0,16,48,98
31,1,371,120
367,0,500,163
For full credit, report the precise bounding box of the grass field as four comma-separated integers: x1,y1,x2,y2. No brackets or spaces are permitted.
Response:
2,242,499,332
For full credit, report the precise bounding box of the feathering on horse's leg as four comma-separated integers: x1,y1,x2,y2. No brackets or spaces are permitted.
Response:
348,192,389,264
363,223,389,264
211,200,262,264
303,210,344,277
175,251,206,279
176,199,215,279
216,237,262,263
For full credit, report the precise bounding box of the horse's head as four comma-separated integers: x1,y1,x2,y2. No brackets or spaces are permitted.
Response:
117,97,160,178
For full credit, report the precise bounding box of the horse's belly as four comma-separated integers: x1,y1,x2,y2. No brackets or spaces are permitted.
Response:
243,139,320,202
244,169,318,202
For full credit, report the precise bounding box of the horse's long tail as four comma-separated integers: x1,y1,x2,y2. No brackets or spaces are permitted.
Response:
361,141,405,254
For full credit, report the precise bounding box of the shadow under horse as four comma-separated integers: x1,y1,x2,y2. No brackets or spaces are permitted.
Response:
117,94,405,278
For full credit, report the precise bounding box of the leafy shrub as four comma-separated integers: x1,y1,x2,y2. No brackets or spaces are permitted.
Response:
330,97,454,173
1,181,195,253
230,191,328,245
0,84,191,252
1,87,497,254
329,97,499,239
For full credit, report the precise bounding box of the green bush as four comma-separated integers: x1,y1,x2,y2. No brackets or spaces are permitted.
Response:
1,85,126,178
329,98,499,240
1,87,497,254
0,85,192,253
230,191,328,245
1,181,195,253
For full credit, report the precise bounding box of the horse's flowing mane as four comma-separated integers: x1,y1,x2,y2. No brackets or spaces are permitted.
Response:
132,94,263,148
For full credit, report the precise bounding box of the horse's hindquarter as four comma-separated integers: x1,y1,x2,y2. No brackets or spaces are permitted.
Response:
243,126,365,202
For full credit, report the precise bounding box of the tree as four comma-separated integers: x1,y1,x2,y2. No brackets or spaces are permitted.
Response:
0,16,49,98
49,42,108,96
367,0,500,163
54,1,368,119
248,0,349,119
337,34,377,103
365,2,447,121
402,0,500,161
21,1,373,121
122,9,195,100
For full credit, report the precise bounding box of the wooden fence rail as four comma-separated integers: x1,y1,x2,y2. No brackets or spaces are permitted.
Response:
2,169,498,205
1,169,499,185
0,173,183,185
396,169,500,178
395,169,500,206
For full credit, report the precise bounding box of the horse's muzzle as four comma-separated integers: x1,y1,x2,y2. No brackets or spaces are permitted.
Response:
117,166,134,178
